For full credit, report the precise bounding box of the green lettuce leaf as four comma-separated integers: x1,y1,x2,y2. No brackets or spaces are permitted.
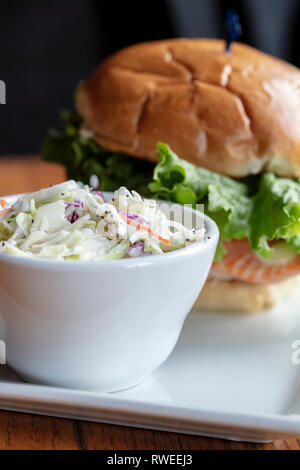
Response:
149,143,252,242
149,143,300,259
249,173,300,256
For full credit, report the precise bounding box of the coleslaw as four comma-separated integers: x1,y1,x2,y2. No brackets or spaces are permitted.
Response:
0,181,205,261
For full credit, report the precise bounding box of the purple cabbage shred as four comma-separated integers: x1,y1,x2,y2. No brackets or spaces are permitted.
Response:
96,191,106,202
128,241,153,258
117,209,146,225
69,211,79,224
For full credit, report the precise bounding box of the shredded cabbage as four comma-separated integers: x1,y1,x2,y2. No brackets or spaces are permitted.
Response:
0,181,206,261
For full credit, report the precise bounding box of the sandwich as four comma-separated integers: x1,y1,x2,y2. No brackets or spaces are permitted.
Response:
43,39,300,312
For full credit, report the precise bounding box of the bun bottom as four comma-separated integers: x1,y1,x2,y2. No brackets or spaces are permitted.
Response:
193,277,300,313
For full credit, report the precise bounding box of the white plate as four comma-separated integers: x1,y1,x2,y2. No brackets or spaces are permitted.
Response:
1,287,300,442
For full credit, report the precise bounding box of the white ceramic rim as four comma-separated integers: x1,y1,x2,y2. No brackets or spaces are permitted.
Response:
0,192,219,270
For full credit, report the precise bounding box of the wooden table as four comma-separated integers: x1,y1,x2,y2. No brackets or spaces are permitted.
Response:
0,156,299,451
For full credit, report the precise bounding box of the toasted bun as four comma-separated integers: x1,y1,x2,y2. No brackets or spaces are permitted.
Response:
193,277,299,313
76,39,300,177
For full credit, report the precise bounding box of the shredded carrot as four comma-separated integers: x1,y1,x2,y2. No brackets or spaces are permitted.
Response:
0,199,9,209
121,215,171,245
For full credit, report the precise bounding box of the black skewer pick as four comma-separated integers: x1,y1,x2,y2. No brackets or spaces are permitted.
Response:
225,8,242,52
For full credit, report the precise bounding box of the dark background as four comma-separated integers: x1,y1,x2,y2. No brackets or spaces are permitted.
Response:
0,0,299,154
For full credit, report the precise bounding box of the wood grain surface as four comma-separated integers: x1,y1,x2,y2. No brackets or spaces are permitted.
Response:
0,156,299,451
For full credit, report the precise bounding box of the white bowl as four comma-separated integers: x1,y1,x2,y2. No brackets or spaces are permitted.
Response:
0,193,218,391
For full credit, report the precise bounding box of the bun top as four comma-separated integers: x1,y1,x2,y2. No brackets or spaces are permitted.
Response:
76,39,300,177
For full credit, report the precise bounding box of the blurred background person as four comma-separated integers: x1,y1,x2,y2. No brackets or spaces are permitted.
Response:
0,0,299,154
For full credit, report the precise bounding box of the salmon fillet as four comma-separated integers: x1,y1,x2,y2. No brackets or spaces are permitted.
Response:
212,239,300,285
